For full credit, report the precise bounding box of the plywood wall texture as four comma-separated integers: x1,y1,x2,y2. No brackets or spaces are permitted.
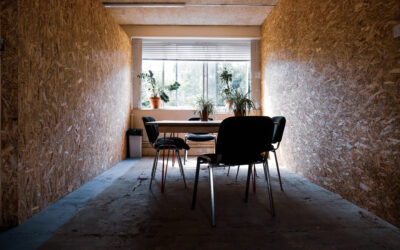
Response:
1,0,132,225
1,0,19,226
261,0,400,226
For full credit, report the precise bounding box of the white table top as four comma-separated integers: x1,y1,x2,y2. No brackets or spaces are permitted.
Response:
146,120,221,133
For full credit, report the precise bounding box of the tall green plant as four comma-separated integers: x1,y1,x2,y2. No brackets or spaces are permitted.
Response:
219,67,233,99
137,70,180,103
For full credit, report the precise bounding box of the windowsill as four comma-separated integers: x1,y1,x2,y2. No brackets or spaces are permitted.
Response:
136,107,233,114
133,107,261,115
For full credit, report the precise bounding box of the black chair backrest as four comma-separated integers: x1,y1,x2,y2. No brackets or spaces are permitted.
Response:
142,116,159,144
272,116,286,144
188,117,213,121
216,116,274,165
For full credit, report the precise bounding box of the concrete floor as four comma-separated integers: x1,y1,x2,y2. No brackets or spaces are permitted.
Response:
3,157,400,249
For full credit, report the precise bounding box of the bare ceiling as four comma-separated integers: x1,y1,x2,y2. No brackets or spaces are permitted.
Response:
102,0,278,25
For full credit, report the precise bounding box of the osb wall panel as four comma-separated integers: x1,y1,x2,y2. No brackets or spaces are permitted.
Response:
261,0,400,226
0,0,19,226
8,0,131,224
0,3,2,226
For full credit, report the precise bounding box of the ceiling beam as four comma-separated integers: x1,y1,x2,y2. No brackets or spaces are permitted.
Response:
103,2,276,8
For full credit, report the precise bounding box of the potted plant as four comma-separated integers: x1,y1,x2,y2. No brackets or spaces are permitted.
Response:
229,90,255,116
137,70,180,109
194,97,215,121
219,67,233,107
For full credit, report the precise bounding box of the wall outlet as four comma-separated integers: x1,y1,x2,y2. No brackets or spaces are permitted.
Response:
394,24,400,40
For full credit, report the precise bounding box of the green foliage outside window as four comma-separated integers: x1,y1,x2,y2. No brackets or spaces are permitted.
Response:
141,60,250,108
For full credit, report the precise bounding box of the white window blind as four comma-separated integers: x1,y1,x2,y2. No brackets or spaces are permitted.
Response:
142,39,251,61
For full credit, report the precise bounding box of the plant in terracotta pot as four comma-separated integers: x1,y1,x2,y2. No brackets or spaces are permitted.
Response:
137,70,180,109
229,90,255,116
219,67,233,108
194,97,215,121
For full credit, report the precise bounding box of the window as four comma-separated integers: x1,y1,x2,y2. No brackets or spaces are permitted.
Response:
140,39,251,109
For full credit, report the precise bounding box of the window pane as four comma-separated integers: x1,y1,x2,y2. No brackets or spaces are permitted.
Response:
177,62,203,107
230,62,251,94
140,60,250,109
141,60,163,108
164,61,178,107
212,62,251,106
207,62,219,106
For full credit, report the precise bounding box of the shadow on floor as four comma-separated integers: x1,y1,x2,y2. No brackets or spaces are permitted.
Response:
39,157,399,249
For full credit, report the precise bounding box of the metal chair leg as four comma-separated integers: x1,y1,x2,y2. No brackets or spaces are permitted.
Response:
176,150,187,188
153,150,160,179
192,158,201,210
263,160,275,217
184,137,188,165
209,165,216,227
235,165,240,180
252,164,256,193
149,150,160,189
245,164,252,203
227,166,231,176
273,150,283,191
214,137,217,153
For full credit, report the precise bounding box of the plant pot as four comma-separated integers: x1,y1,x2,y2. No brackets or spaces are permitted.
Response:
200,110,209,121
149,97,161,109
224,99,232,110
234,110,245,117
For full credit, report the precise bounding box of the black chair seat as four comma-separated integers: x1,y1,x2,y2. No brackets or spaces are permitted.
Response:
199,153,265,166
184,117,216,165
186,134,216,142
155,137,190,150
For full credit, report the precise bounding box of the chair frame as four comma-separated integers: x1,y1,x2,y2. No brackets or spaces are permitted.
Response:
149,143,187,190
233,117,285,191
142,117,188,191
192,156,274,227
191,116,275,227
184,136,217,164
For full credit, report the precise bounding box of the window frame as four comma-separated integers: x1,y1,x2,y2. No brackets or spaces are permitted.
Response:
141,59,251,109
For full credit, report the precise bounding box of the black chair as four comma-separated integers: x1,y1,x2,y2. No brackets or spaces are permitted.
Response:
142,116,190,190
191,116,275,227
234,116,286,191
184,117,216,164
270,116,286,191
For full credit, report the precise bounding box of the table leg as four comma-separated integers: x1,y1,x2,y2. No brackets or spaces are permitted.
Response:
171,132,176,167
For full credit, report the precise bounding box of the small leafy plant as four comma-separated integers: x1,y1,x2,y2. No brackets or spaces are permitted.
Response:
229,90,255,116
194,97,215,121
137,70,180,103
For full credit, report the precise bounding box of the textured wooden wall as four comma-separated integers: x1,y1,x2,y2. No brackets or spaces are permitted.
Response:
1,0,132,225
1,0,19,226
261,0,400,226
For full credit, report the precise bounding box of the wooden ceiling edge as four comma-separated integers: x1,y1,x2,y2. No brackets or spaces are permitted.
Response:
121,25,261,39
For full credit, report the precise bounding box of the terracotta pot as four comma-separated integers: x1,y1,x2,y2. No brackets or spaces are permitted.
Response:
200,110,209,121
234,110,245,117
224,99,232,110
149,97,161,109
